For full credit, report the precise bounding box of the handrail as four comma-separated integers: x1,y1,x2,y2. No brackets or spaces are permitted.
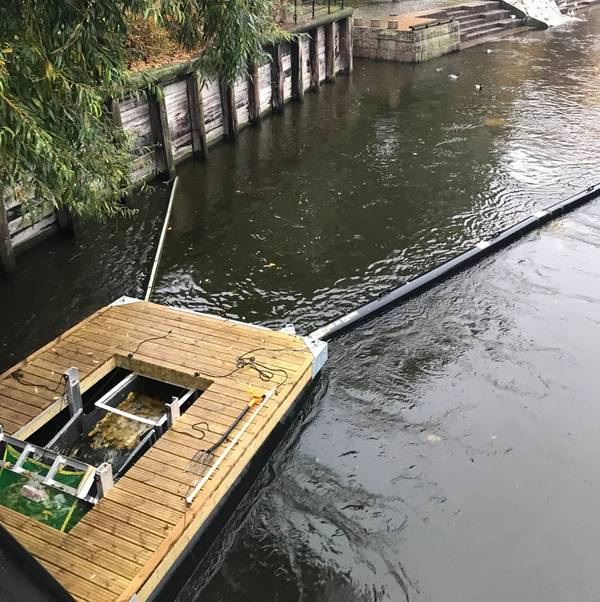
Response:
294,0,345,24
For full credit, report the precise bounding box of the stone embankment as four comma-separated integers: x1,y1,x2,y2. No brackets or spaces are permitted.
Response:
353,0,599,61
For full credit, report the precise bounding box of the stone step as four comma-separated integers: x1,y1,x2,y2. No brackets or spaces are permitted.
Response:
461,17,526,41
460,15,521,34
424,1,502,19
460,23,534,48
455,8,514,24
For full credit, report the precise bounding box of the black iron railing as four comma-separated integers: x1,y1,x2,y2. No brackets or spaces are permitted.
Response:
293,0,345,24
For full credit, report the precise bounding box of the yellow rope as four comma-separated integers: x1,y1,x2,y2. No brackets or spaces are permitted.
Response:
60,500,78,533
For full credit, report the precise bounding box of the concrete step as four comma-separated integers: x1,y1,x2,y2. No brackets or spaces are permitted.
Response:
424,1,502,19
455,8,514,24
460,23,535,48
461,17,526,41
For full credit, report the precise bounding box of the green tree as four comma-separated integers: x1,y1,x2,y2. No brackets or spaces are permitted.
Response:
0,0,282,220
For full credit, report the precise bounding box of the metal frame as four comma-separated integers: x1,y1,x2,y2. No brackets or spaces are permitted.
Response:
0,366,199,507
93,372,195,431
0,426,110,504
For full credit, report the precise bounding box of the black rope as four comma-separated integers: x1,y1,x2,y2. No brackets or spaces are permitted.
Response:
11,370,68,394
192,348,290,390
128,329,173,359
172,421,212,440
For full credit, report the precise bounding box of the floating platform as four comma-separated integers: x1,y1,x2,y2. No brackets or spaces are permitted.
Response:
0,298,327,601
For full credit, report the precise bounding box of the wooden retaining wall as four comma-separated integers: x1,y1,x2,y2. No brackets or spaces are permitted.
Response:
0,10,353,273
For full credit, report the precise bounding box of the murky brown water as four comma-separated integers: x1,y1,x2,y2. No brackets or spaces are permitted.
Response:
1,11,600,602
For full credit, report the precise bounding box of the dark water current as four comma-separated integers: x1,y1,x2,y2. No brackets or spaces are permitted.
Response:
1,13,600,602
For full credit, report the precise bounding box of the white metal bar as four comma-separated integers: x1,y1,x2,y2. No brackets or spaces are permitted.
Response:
145,176,179,302
12,444,34,471
43,455,64,484
185,387,276,506
94,401,161,427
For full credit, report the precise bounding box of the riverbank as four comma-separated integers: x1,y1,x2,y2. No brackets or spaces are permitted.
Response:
0,10,353,274
2,10,600,602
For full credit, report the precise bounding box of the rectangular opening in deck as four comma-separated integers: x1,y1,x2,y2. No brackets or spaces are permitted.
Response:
0,365,210,532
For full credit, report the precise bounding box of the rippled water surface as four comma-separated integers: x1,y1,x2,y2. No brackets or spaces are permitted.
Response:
2,12,600,602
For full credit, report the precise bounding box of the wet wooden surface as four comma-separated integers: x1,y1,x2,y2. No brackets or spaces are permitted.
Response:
0,300,314,600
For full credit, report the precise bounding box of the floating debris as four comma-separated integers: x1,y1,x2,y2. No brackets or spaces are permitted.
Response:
88,392,164,450
484,116,510,127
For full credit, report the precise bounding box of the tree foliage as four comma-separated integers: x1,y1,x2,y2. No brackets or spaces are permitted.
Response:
0,0,282,220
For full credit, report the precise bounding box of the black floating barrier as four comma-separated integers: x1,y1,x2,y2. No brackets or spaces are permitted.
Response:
310,183,600,341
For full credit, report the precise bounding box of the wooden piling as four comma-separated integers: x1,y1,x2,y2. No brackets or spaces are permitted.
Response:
110,99,124,129
310,29,321,90
325,22,336,82
187,72,209,159
0,196,16,273
270,44,285,111
345,17,354,72
291,39,305,102
248,63,262,124
220,81,239,140
56,208,75,235
147,87,176,179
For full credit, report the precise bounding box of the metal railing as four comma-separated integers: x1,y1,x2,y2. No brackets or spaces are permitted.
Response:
293,0,345,23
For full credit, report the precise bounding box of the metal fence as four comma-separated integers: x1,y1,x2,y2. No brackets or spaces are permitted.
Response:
293,0,345,23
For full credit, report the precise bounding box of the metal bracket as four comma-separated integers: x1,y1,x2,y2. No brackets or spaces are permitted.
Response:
167,396,181,428
96,462,114,498
302,336,328,378
65,367,82,418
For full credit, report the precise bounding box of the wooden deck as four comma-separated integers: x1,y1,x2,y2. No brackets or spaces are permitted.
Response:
0,299,324,601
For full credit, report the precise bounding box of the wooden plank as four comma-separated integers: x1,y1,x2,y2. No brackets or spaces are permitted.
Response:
347,17,354,73
220,81,238,140
201,78,224,144
103,486,184,524
147,87,176,179
6,527,128,595
291,38,305,102
0,506,142,580
270,43,285,111
118,301,307,348
84,503,171,546
248,62,261,125
325,21,336,81
108,304,308,361
37,557,116,602
0,194,16,273
125,463,192,496
186,72,209,159
94,311,307,369
0,305,110,381
114,477,186,512
125,358,313,600
310,27,321,90
71,521,153,566
339,16,353,72
72,329,296,394
0,414,21,434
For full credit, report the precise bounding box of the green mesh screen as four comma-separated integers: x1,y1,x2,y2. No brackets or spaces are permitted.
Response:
0,446,88,532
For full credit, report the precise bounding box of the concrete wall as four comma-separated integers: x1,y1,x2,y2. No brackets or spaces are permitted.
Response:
353,19,460,63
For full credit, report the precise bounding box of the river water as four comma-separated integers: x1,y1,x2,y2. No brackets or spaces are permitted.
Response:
2,12,600,602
